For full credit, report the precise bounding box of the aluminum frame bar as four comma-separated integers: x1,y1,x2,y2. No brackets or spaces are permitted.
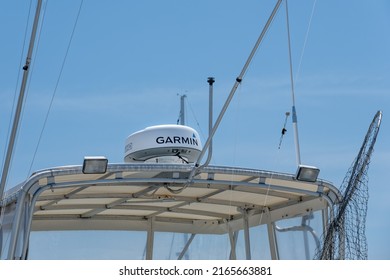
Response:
266,209,279,260
146,218,155,260
177,233,196,260
188,0,283,182
242,209,252,260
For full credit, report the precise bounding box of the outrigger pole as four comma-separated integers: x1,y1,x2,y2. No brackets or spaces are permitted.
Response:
188,0,283,181
203,77,215,167
0,0,43,200
285,0,301,165
178,94,187,125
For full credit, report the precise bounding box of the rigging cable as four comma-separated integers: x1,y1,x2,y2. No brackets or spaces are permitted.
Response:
256,140,285,259
0,0,36,259
0,0,44,199
257,0,316,257
1,0,33,174
185,96,207,141
191,0,283,171
20,0,49,176
226,82,243,258
295,0,317,83
27,0,84,176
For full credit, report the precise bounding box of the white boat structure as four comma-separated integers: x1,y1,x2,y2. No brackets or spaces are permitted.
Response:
0,0,382,260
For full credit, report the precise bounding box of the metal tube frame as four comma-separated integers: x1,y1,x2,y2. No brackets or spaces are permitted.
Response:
203,77,215,167
5,164,340,259
265,208,279,260
177,233,196,260
187,0,283,184
146,218,155,260
242,209,252,260
228,231,238,260
7,191,28,259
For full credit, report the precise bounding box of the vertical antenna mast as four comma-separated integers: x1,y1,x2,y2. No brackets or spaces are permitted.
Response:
203,77,215,167
285,0,301,165
179,94,187,125
177,92,190,259
0,0,43,200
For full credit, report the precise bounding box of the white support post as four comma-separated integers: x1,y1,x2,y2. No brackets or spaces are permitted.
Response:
267,222,279,260
302,216,310,259
145,218,155,260
242,209,251,260
177,233,195,260
265,209,279,260
7,192,28,259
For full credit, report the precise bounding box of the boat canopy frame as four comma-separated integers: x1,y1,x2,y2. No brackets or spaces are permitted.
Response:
0,163,342,260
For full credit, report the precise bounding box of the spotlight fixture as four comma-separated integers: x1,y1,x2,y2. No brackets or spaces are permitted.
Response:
295,164,320,182
82,156,108,174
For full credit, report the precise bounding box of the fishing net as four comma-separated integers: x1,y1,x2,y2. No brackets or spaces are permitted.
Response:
314,111,382,260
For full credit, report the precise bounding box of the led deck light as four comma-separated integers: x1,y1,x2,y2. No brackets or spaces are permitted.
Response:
295,164,320,182
82,156,108,174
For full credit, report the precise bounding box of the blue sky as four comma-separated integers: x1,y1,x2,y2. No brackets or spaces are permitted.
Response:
0,0,389,259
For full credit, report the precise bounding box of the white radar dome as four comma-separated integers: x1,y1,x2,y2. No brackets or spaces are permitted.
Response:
124,125,202,163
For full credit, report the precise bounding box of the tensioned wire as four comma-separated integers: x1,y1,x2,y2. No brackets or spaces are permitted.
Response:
222,83,289,259
224,0,317,259
254,0,317,259
294,0,317,84
225,79,243,259
219,2,278,259
0,0,35,258
16,0,49,179
1,0,33,182
27,0,85,177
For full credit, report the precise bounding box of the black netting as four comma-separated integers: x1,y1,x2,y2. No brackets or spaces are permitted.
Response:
315,111,382,260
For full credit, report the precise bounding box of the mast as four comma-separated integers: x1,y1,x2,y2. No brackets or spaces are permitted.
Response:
203,77,215,167
177,94,190,260
179,94,187,125
0,0,43,200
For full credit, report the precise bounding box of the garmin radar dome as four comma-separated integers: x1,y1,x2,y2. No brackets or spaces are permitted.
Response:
124,125,202,163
